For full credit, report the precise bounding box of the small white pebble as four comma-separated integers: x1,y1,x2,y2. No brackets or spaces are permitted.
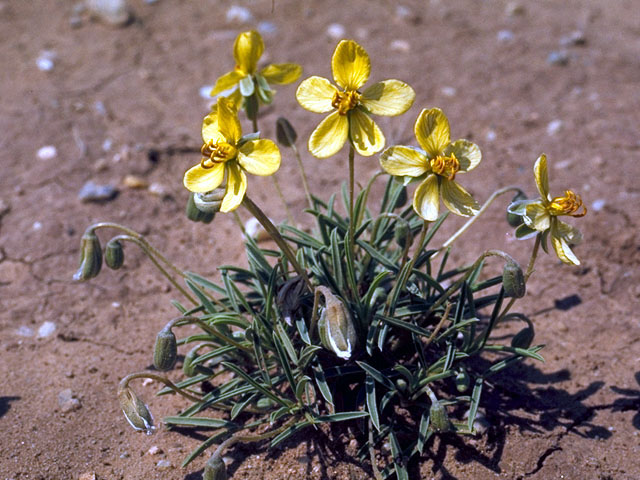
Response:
441,86,457,97
16,326,34,337
395,5,412,19
38,321,56,338
142,378,154,386
102,138,113,151
326,23,345,39
156,459,172,470
147,446,163,455
554,160,572,169
226,5,253,23
496,29,514,42
111,301,121,308
591,199,606,211
36,50,56,71
546,119,563,135
390,39,410,52
485,130,497,142
37,145,57,160
199,85,214,99
32,221,43,231
148,182,170,198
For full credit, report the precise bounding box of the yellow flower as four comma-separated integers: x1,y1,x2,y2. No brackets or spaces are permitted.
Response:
380,108,481,221
183,98,281,212
210,30,302,108
508,154,586,265
296,40,415,158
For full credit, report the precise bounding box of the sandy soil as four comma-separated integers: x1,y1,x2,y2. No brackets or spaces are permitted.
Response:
1,0,639,479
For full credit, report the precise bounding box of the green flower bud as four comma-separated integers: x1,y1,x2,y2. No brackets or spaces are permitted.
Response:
394,221,410,249
455,370,471,393
507,191,527,227
503,261,526,298
204,455,227,480
118,386,154,434
153,327,177,371
395,378,408,392
73,230,102,282
394,185,408,209
316,287,357,360
511,326,535,349
429,400,451,433
105,239,124,270
275,117,298,147
194,188,225,214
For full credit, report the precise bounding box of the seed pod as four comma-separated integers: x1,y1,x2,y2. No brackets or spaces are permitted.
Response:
503,261,526,298
394,185,408,209
394,221,410,248
203,455,227,480
118,386,154,434
511,326,535,349
507,191,527,227
276,117,298,147
455,369,471,393
105,239,124,270
153,327,177,371
73,229,102,281
316,287,357,360
194,187,226,214
429,400,451,433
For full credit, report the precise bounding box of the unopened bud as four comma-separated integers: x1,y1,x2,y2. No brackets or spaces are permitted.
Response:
105,239,124,270
511,326,534,349
506,191,527,227
204,455,227,480
316,287,357,360
429,400,451,433
153,327,177,371
194,188,225,214
455,370,471,393
276,117,298,147
73,229,102,281
394,221,410,248
503,261,526,298
118,386,154,434
394,185,408,209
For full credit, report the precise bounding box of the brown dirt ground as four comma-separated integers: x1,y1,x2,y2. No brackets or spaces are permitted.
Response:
1,0,639,479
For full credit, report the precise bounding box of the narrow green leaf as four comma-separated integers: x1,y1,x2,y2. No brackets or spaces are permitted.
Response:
270,421,311,448
417,410,431,454
185,279,216,314
376,314,432,337
164,416,236,429
312,364,334,407
315,411,369,423
275,323,299,364
356,361,396,391
272,330,297,391
389,431,409,480
185,271,226,295
365,375,381,432
222,361,293,408
467,378,483,432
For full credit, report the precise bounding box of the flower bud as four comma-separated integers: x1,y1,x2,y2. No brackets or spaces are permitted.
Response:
394,185,408,209
105,239,124,270
394,221,410,249
502,261,526,298
429,400,451,433
506,191,527,227
73,229,102,281
194,188,226,214
511,326,534,349
276,117,298,147
118,386,154,434
316,287,357,360
204,455,227,480
153,327,177,371
276,276,306,326
455,369,471,393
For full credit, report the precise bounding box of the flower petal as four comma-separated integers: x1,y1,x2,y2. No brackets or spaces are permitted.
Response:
220,162,247,212
216,98,242,145
183,162,225,193
524,202,550,231
415,108,451,157
556,219,583,245
551,221,580,265
361,80,415,116
296,76,337,113
413,174,440,221
440,179,479,217
515,224,538,240
444,139,481,172
201,110,224,144
233,30,264,75
211,70,244,96
238,139,281,176
380,145,428,177
533,154,550,202
308,111,349,159
260,63,302,85
331,40,370,91
349,108,385,156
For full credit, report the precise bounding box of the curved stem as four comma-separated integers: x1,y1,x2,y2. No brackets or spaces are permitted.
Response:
290,143,313,209
166,315,252,353
440,186,524,251
119,372,202,403
271,175,295,224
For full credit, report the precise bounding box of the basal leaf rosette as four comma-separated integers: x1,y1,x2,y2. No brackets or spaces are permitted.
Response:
380,108,481,221
508,154,586,265
183,98,281,212
296,39,415,158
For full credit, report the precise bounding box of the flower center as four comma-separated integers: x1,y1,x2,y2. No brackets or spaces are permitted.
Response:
549,190,587,217
200,140,237,169
332,90,361,115
430,153,460,180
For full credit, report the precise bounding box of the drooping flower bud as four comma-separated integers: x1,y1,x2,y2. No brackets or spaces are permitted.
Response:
153,326,177,371
194,187,226,214
502,261,526,298
506,191,527,227
511,326,535,349
316,287,357,360
394,185,408,209
455,369,471,393
105,239,124,270
276,276,306,326
203,455,227,480
276,117,298,147
394,221,410,249
118,386,154,434
73,229,102,281
429,400,451,433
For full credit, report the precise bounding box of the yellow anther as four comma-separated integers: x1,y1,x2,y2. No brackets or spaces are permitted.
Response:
331,90,361,115
199,141,237,169
549,190,587,217
430,153,460,180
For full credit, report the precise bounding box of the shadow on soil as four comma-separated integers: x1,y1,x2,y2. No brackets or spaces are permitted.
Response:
610,371,640,431
0,396,20,419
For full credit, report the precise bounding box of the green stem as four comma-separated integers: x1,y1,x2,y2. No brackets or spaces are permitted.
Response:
242,195,312,290
291,142,313,209
119,372,202,403
271,175,295,224
348,144,355,226
166,315,253,353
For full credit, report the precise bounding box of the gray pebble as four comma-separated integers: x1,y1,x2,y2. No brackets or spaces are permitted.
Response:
547,50,569,66
58,389,82,413
86,0,132,27
78,181,119,202
496,29,514,42
156,459,172,470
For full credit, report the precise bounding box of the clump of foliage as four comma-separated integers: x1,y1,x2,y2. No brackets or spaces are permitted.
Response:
75,31,586,479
